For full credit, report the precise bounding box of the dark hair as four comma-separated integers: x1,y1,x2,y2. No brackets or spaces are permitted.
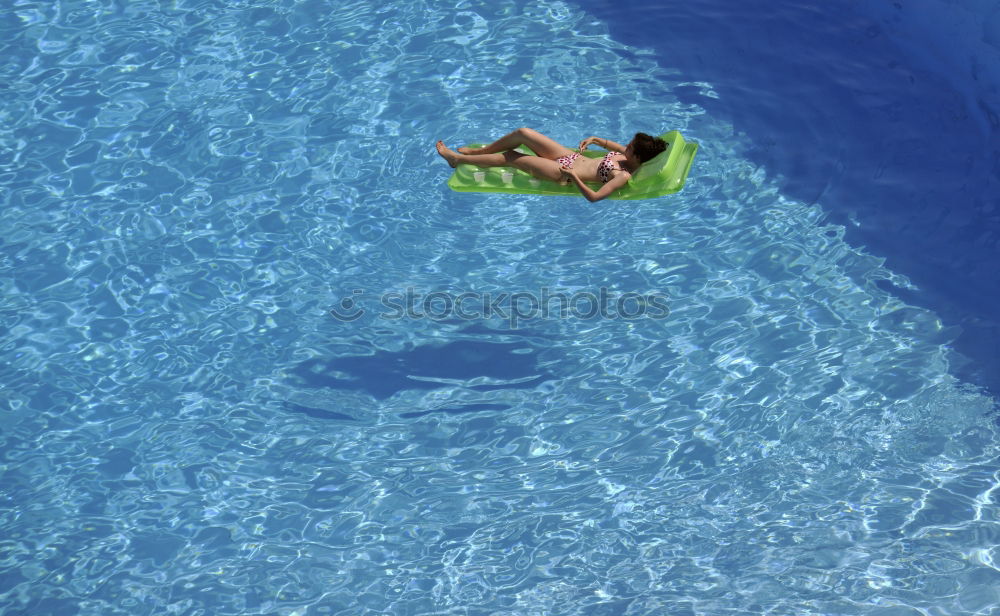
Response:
632,132,667,163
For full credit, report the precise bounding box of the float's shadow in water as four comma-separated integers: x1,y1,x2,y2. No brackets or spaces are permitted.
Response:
286,340,554,401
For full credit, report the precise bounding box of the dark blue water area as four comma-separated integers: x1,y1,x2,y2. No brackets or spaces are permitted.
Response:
572,0,1000,395
287,339,552,401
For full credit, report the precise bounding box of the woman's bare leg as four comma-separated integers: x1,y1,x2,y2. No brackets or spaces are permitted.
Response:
457,128,575,160
437,141,509,168
506,152,564,182
437,142,565,182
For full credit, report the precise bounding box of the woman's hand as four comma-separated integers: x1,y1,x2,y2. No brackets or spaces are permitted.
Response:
578,136,600,152
560,166,578,185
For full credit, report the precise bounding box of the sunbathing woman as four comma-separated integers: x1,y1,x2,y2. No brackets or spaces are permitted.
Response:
435,128,667,202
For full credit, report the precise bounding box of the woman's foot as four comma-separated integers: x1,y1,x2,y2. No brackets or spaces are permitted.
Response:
436,141,459,168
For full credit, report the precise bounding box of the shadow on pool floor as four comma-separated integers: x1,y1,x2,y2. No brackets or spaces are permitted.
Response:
285,340,553,405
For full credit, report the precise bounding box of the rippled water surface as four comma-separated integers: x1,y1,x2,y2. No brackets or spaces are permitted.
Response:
1,1,999,615
574,0,1000,395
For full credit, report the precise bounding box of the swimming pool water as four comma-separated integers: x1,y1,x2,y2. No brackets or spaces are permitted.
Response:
574,0,1000,396
1,1,998,615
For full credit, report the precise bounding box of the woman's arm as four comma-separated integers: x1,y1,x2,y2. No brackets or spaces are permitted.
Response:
561,168,631,203
579,136,629,152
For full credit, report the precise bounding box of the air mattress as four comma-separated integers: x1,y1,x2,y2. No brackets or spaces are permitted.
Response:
446,130,697,199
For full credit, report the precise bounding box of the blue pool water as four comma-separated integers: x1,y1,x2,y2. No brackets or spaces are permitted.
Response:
1,1,998,615
575,0,1000,396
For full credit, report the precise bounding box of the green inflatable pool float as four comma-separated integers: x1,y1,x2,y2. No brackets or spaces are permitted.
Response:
446,130,697,199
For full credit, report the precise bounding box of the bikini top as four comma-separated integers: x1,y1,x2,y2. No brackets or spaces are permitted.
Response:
597,151,626,183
